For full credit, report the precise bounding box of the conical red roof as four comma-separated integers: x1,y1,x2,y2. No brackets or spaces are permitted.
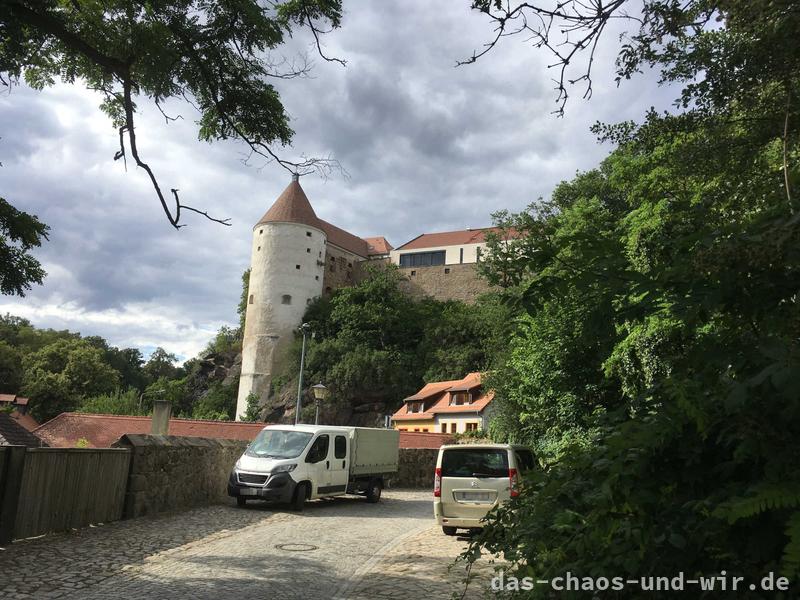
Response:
256,177,323,229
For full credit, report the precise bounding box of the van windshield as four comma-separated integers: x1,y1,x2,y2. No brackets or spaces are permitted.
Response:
246,430,313,459
441,448,509,478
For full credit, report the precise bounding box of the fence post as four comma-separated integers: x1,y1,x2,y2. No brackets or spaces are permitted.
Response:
0,446,26,545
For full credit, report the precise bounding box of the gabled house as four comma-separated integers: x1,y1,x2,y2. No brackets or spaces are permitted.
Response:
391,372,494,434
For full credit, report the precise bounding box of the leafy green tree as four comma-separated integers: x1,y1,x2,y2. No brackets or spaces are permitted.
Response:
0,197,49,296
295,266,511,417
1,0,343,227
192,380,236,420
0,340,23,393
240,392,262,423
143,347,179,383
79,388,145,416
143,376,188,415
460,1,800,592
22,338,121,421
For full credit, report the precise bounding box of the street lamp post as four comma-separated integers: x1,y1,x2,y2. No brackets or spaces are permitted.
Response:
295,323,311,425
311,383,329,425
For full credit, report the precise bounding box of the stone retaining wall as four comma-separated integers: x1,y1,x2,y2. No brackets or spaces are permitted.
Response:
392,448,437,489
113,434,248,518
112,435,438,518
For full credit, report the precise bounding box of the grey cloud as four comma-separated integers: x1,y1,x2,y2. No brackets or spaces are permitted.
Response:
1,1,678,358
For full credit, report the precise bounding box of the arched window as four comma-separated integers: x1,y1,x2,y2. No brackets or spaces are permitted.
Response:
248,294,254,304
282,295,292,305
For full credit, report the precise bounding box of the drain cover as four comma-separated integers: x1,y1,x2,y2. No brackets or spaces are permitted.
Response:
275,543,318,552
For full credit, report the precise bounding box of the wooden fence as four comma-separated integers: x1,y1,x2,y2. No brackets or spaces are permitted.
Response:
0,447,131,543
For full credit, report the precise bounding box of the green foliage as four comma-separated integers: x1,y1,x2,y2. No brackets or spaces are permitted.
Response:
237,269,250,335
22,338,121,421
142,347,180,382
466,1,800,591
79,388,145,416
240,392,262,423
0,1,343,226
143,376,189,415
0,197,49,296
192,378,237,421
295,266,513,414
0,340,23,393
204,326,240,356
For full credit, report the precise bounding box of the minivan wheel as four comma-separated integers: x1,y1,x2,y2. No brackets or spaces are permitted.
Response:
291,482,308,511
442,526,458,536
236,496,247,508
365,480,383,503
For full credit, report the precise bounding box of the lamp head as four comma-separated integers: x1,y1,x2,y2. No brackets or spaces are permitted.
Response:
311,383,329,401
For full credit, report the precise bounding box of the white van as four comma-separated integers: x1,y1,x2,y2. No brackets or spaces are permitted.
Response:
433,443,535,535
228,424,399,510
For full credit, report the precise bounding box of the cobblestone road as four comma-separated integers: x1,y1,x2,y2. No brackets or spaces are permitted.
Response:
0,490,499,599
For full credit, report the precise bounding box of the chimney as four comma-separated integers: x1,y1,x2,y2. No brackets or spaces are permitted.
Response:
151,400,172,435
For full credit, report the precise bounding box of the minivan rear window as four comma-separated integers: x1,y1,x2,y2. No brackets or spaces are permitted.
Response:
515,449,536,473
441,448,509,478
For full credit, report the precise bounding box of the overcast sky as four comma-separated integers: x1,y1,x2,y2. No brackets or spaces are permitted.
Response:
0,1,675,362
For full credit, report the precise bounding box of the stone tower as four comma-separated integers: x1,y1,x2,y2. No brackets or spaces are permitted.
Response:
236,175,327,419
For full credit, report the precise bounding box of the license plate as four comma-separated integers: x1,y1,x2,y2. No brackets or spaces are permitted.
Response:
240,488,260,496
458,491,492,502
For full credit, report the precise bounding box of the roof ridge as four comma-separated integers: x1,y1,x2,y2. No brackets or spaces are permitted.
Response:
38,412,268,427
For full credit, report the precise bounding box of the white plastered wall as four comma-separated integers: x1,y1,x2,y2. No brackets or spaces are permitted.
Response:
389,242,487,266
236,221,326,419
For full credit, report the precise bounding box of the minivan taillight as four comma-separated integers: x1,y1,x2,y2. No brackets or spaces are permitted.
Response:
434,467,442,497
509,468,520,498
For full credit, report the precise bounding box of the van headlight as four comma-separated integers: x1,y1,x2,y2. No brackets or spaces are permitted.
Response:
272,464,297,473
234,459,242,470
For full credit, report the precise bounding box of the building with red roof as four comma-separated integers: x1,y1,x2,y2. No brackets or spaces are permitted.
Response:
391,373,494,434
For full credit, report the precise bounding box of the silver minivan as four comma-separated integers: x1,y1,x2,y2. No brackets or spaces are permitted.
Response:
433,443,535,535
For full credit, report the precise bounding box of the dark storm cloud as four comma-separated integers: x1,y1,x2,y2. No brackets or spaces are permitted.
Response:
0,1,678,359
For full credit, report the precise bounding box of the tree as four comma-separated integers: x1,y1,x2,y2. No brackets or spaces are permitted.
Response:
0,340,23,393
1,0,344,228
460,1,800,592
239,392,262,422
142,347,179,382
0,197,49,295
22,338,121,421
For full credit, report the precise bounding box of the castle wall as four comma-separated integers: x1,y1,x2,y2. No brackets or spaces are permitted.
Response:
396,263,491,303
321,244,365,294
236,221,326,419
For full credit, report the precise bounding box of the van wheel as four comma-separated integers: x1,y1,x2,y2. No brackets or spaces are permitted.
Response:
442,526,457,536
236,496,247,508
365,480,383,503
291,482,308,511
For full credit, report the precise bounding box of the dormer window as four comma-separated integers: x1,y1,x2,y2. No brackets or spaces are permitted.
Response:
450,392,472,406
407,401,424,414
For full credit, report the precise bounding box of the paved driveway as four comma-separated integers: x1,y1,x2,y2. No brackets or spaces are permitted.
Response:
0,490,498,599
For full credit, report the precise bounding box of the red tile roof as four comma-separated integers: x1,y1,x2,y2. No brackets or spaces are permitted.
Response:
398,432,454,449
0,394,29,406
9,410,40,432
364,236,394,255
35,413,269,448
0,413,47,447
34,412,447,452
392,373,493,422
318,218,369,258
256,178,323,229
397,227,520,251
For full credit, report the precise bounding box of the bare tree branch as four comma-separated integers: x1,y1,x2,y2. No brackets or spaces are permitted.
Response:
459,0,630,115
304,9,346,66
